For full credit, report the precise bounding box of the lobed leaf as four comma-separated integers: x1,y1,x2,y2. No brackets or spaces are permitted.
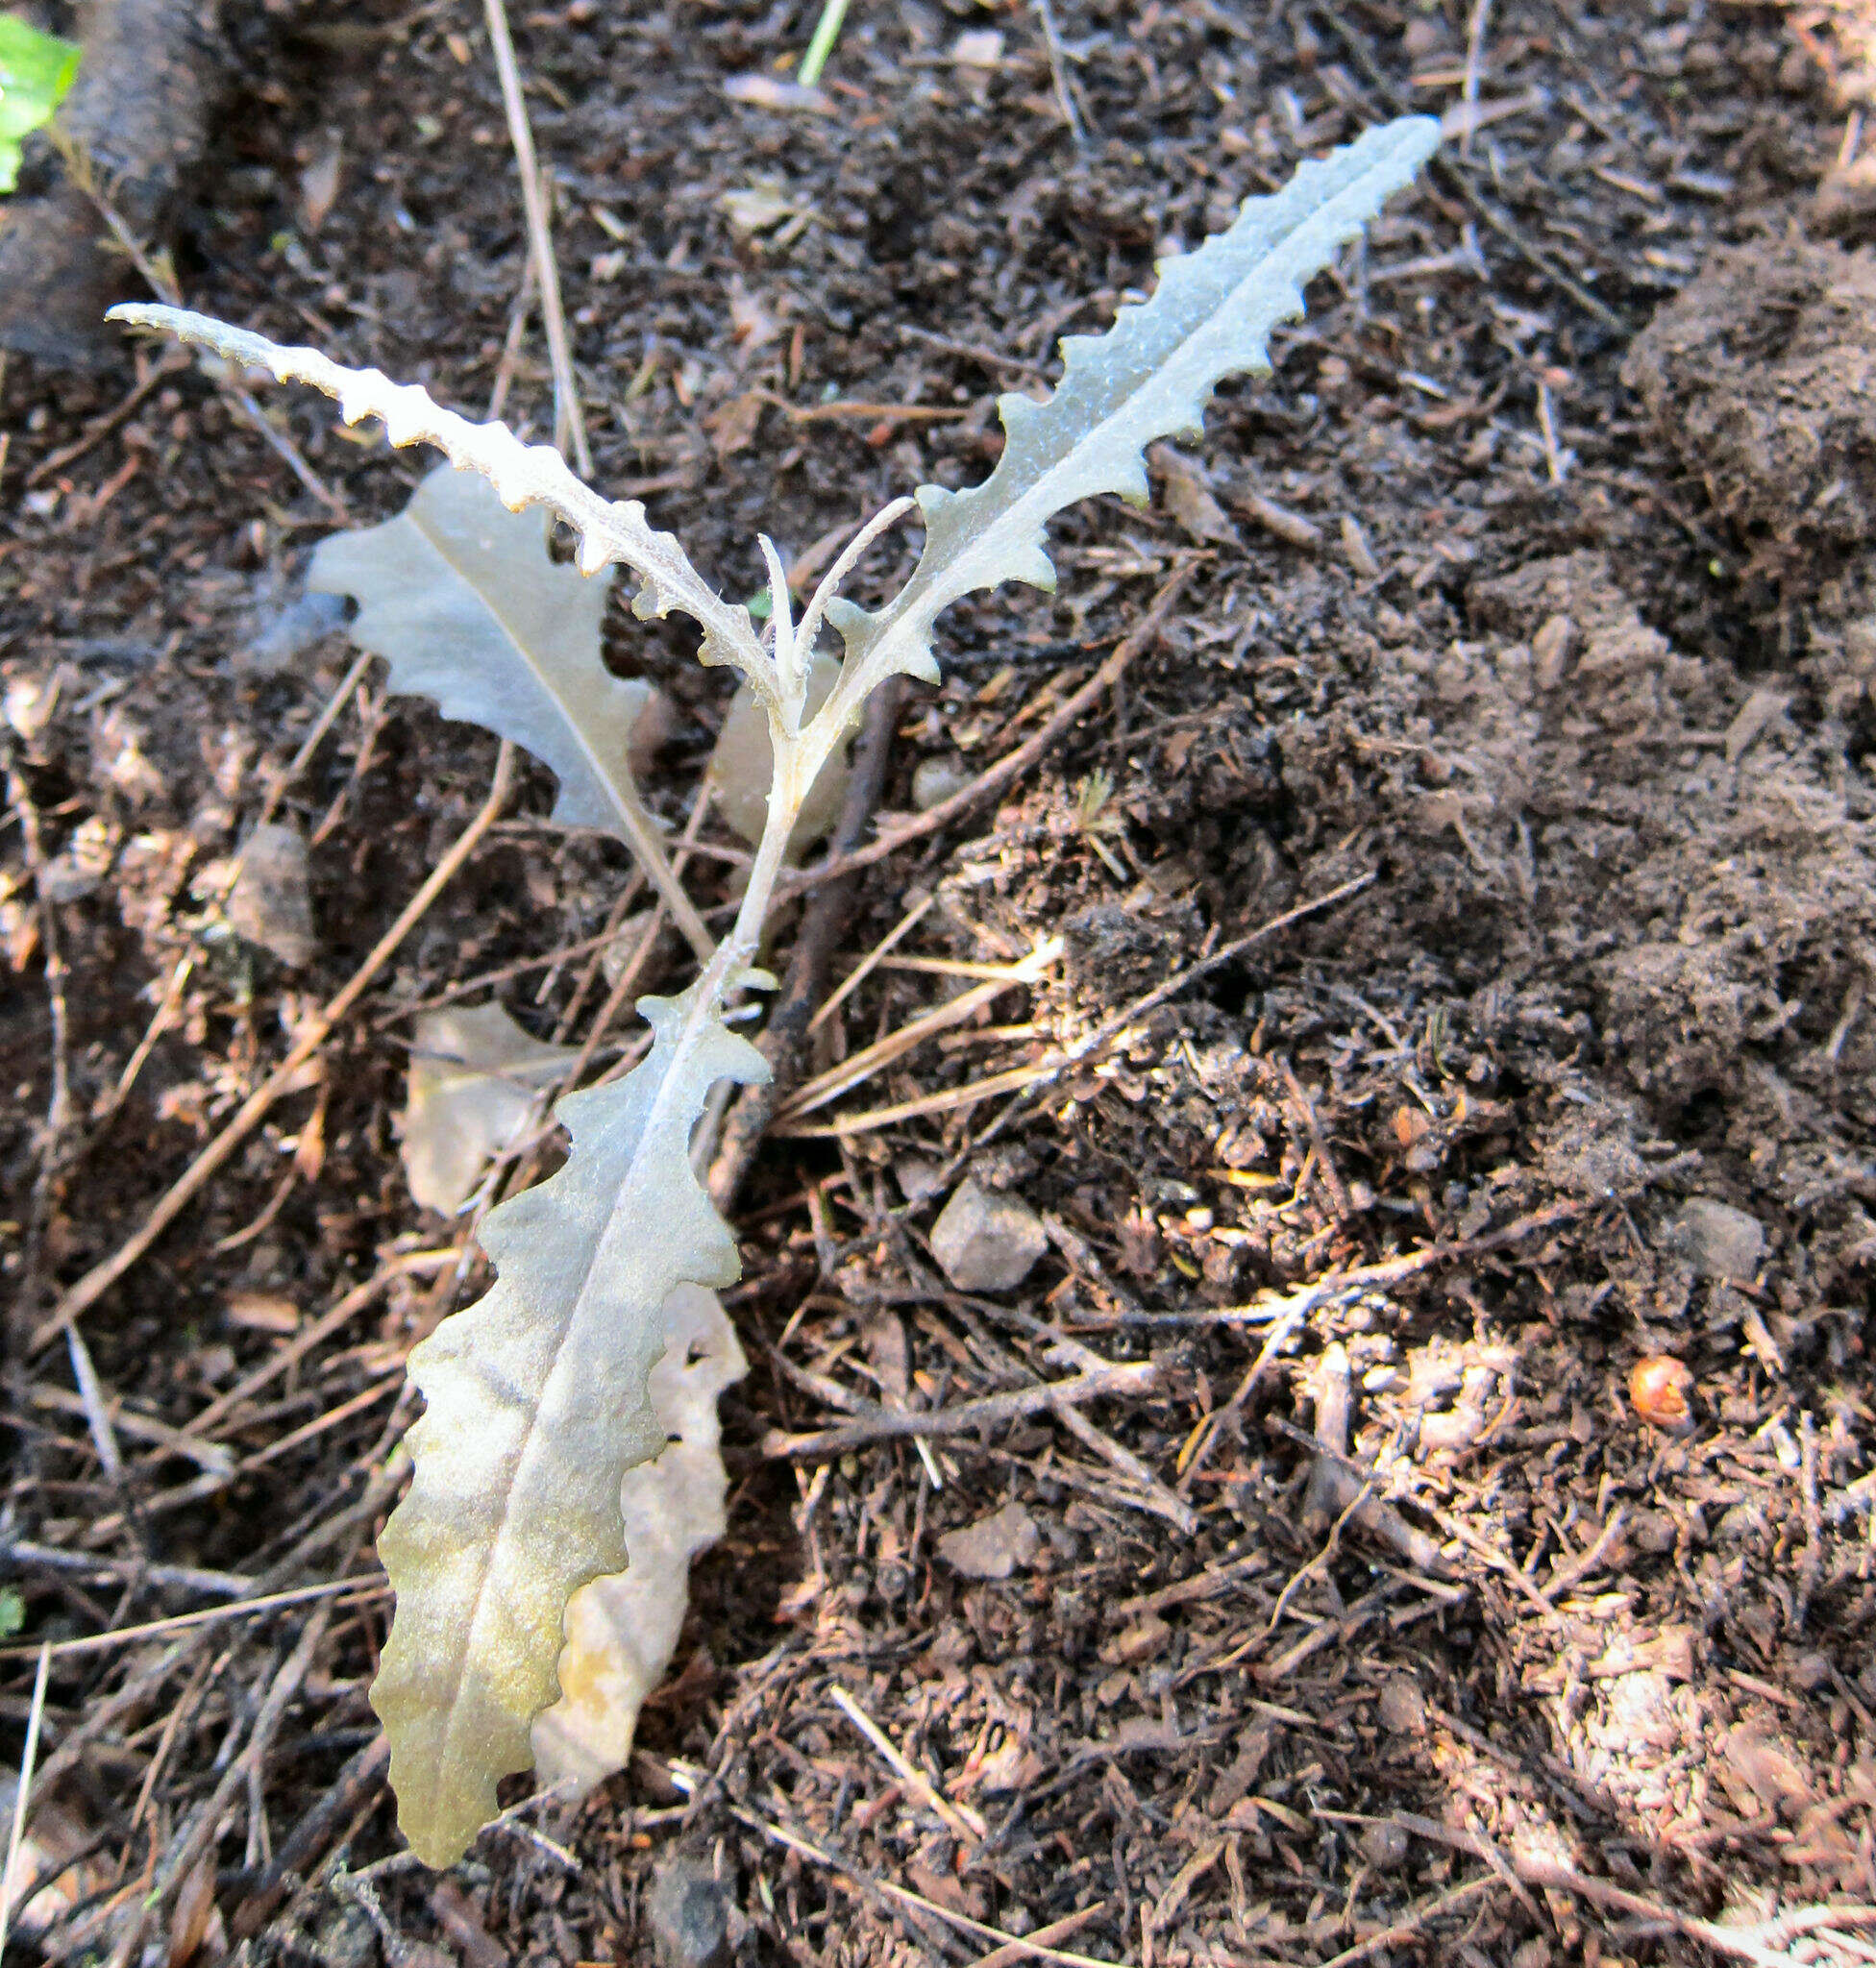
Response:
309,467,711,957
827,116,1441,694
371,986,767,1867
105,303,774,707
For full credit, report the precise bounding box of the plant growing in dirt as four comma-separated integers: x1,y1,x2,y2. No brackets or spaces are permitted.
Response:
111,113,1439,1867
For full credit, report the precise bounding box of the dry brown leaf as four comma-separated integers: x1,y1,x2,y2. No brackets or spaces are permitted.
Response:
401,1003,577,1215
1,1781,106,1941
705,391,765,458
225,821,317,969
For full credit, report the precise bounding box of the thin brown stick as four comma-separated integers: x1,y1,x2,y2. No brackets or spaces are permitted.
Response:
0,1577,385,1662
0,1645,50,1965
25,348,183,485
1308,1,1625,334
762,1356,1158,1460
778,563,1193,900
1459,0,1493,157
106,1598,338,1967
1049,1398,1197,1533
957,871,1375,1173
79,178,346,517
481,0,590,474
1314,1876,1497,1968
231,1735,392,1939
1513,1857,1876,1967
86,652,374,1150
730,1806,1117,1968
969,1906,1108,1968
33,745,518,1352
780,953,1055,1122
5,743,74,1303
183,1246,457,1439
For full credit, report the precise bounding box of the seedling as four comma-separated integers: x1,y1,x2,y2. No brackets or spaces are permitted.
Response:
111,114,1439,1865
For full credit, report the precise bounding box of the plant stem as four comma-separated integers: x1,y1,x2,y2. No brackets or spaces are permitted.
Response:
796,0,850,86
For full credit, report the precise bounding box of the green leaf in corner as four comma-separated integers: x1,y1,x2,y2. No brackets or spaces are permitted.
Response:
0,14,81,196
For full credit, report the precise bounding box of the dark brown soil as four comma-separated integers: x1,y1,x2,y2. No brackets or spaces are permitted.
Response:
6,3,1876,1965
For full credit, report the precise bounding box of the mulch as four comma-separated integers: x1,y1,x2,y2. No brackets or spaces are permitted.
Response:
5,0,1876,1964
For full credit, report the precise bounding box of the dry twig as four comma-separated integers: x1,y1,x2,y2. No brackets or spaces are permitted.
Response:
34,746,518,1351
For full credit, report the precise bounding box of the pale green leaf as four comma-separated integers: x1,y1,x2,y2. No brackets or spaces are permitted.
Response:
0,15,80,196
309,466,710,958
105,304,776,712
827,116,1441,692
531,1283,745,1795
371,987,767,1866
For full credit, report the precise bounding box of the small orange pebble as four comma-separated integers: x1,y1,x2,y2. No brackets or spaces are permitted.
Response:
1630,1355,1694,1431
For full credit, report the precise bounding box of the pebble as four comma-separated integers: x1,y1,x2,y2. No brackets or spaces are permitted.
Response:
1669,1196,1765,1282
911,756,971,811
1375,1677,1426,1735
1532,612,1580,689
226,822,318,968
895,1155,946,1205
647,1857,734,1968
1790,1650,1834,1693
929,1178,1047,1292
938,1500,1041,1580
1359,1820,1412,1870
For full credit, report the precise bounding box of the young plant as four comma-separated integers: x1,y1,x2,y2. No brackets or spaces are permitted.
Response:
111,113,1439,1865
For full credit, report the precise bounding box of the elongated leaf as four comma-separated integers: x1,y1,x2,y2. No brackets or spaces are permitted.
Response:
371,986,767,1866
828,116,1441,691
309,467,711,958
531,1283,746,1795
105,303,775,709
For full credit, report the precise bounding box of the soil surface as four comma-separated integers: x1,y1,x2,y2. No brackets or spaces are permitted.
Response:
6,3,1876,1965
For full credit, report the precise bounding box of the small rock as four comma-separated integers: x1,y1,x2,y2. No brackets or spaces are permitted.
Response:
1669,1196,1765,1281
895,1154,946,1204
911,756,971,811
1376,1677,1426,1735
226,822,318,968
1531,612,1580,689
1815,152,1876,237
647,1857,734,1968
1099,1612,1172,1668
938,1500,1040,1581
1359,1820,1412,1869
1629,1508,1677,1555
1790,1650,1835,1693
929,1178,1047,1292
